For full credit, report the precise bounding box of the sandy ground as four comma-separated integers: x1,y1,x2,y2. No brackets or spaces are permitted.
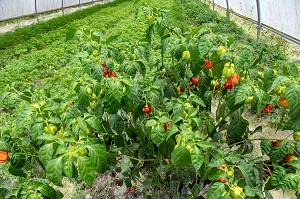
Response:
1,1,299,198
0,0,113,34
243,110,296,199
211,104,297,199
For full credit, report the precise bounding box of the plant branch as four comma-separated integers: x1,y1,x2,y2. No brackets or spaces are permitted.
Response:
122,154,158,162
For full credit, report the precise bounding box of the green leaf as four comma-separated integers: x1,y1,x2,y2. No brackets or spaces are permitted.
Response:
237,162,259,190
196,141,213,149
254,88,270,113
20,89,32,102
76,51,89,58
124,63,136,76
171,144,192,167
166,124,179,140
198,34,216,57
0,91,10,102
190,147,204,171
46,157,63,186
260,139,272,155
108,114,124,134
235,84,254,105
38,144,54,166
208,169,226,181
191,184,202,198
244,185,256,197
224,150,240,162
36,134,56,141
8,166,27,178
48,117,61,124
86,116,101,131
146,119,157,127
269,142,289,162
150,125,165,146
189,93,206,107
226,92,243,112
87,144,107,173
206,182,226,199
0,188,8,198
270,166,285,187
286,158,300,169
63,157,74,180
136,61,146,77
278,173,300,190
105,81,123,103
91,65,103,81
189,45,202,75
175,61,187,79
286,84,300,122
105,34,120,44
77,157,96,185
77,89,90,108
227,113,249,145
208,152,224,167
126,81,140,104
38,184,57,198
106,60,114,72
158,139,176,157
270,76,292,90
158,116,171,124
113,50,125,64
30,123,44,139
16,107,33,128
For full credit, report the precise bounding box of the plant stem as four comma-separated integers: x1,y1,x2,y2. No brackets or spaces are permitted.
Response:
19,153,39,158
276,109,285,133
176,181,180,195
122,154,158,162
227,138,272,148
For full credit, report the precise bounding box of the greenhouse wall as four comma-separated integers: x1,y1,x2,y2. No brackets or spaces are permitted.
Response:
213,0,300,41
0,0,108,21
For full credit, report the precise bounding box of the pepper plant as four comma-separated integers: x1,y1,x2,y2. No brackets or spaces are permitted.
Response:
1,2,300,198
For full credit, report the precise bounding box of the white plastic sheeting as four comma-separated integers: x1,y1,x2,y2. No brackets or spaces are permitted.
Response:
0,0,36,20
213,0,300,40
0,0,104,21
37,0,62,13
64,0,81,8
260,0,300,40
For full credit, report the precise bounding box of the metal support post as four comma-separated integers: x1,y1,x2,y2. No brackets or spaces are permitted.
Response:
256,0,262,40
62,0,64,15
212,0,215,10
34,0,39,22
226,0,230,19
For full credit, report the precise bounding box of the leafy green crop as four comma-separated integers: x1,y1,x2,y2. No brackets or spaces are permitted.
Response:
1,0,300,198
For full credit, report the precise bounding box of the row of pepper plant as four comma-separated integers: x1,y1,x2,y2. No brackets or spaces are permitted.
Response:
1,1,300,198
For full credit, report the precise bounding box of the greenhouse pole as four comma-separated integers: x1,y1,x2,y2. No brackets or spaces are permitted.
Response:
61,0,64,15
212,0,215,10
79,0,82,10
225,0,230,19
256,0,262,40
34,0,39,22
